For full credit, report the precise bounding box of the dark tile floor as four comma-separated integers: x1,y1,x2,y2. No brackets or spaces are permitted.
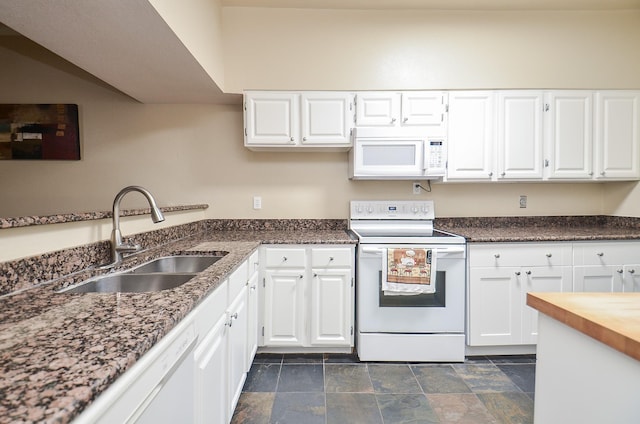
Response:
231,353,536,424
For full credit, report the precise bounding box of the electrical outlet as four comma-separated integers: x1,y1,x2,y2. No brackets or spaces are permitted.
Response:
253,196,262,210
413,182,421,195
519,195,527,208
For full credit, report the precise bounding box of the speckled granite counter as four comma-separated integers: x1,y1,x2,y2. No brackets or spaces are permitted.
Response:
437,215,640,242
0,226,354,424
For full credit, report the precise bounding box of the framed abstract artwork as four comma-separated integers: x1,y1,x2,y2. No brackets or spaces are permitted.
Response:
0,104,80,160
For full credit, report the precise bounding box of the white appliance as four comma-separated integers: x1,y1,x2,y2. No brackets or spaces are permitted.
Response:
350,200,466,362
349,127,446,180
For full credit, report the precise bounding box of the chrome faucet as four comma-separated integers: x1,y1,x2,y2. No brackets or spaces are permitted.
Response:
107,186,165,266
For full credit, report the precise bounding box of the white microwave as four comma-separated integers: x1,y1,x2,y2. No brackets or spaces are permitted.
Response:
349,128,446,180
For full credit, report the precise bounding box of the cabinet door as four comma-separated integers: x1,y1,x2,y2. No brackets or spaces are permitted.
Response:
301,92,353,145
544,91,593,179
246,269,259,372
447,91,495,180
263,269,306,346
194,313,228,424
521,266,573,344
310,269,352,346
245,92,299,146
227,285,248,418
401,91,446,132
468,267,521,346
497,91,544,180
573,266,624,292
623,265,640,292
355,92,401,126
594,91,640,180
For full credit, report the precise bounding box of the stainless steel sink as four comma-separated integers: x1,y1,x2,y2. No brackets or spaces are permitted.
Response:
129,255,224,274
59,255,226,293
61,273,197,293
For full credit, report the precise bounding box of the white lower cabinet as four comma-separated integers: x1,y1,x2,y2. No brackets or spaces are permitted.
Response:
310,269,353,346
246,250,260,371
261,245,355,349
194,289,228,424
468,243,573,346
572,241,640,292
468,240,640,349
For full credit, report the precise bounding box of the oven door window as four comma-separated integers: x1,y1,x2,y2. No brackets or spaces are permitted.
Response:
378,270,446,307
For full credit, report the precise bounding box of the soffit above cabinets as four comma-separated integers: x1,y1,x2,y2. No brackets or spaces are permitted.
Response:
0,2,240,104
221,0,640,11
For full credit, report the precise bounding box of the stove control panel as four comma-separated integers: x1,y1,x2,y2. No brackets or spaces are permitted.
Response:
350,200,435,220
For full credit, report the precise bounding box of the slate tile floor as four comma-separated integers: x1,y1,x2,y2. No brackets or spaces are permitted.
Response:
231,353,536,424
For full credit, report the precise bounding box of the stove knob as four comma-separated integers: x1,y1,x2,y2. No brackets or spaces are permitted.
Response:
367,206,374,213
411,206,419,213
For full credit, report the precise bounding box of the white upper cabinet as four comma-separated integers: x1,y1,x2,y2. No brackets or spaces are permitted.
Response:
355,91,447,134
497,91,544,180
544,91,593,180
446,91,495,180
244,91,353,150
245,92,298,146
594,91,640,180
401,91,447,132
300,92,353,145
355,92,401,126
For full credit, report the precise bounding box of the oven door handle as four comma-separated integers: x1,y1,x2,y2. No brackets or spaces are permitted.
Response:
359,246,466,255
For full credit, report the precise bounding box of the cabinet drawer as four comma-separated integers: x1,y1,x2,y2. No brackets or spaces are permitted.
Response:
470,243,572,267
195,280,228,340
573,241,640,266
249,250,259,274
311,247,353,268
228,260,249,302
264,248,306,268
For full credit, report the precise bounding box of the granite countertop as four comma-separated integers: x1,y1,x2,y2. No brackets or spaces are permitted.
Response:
437,216,640,242
526,292,640,362
0,228,354,424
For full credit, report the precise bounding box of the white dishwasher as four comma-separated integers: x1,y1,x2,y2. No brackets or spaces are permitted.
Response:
73,318,197,424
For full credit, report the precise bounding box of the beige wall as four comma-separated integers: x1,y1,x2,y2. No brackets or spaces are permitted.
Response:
223,8,640,92
1,7,640,232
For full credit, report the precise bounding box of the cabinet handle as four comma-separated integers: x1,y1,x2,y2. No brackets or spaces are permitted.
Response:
403,117,408,123
391,117,396,123
226,312,239,327
544,159,549,167
600,171,606,176
494,253,500,258
282,256,288,262
544,103,550,112
546,253,552,258
589,172,594,176
329,256,334,261
250,285,257,291
290,137,294,142
597,252,604,257
500,172,506,177
299,275,304,279
526,270,532,275
313,273,318,277
515,271,521,276
617,269,624,274
629,269,636,274
488,172,493,177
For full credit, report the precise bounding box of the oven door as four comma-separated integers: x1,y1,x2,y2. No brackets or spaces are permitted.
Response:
357,244,466,333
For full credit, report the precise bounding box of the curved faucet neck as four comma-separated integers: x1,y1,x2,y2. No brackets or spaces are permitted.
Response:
109,186,165,265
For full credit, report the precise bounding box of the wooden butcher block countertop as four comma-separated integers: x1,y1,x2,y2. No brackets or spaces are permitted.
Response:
527,292,640,362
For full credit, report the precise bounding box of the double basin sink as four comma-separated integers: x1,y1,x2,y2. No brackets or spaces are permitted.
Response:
61,255,225,294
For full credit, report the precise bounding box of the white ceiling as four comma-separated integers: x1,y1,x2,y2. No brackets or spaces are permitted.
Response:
222,0,640,10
